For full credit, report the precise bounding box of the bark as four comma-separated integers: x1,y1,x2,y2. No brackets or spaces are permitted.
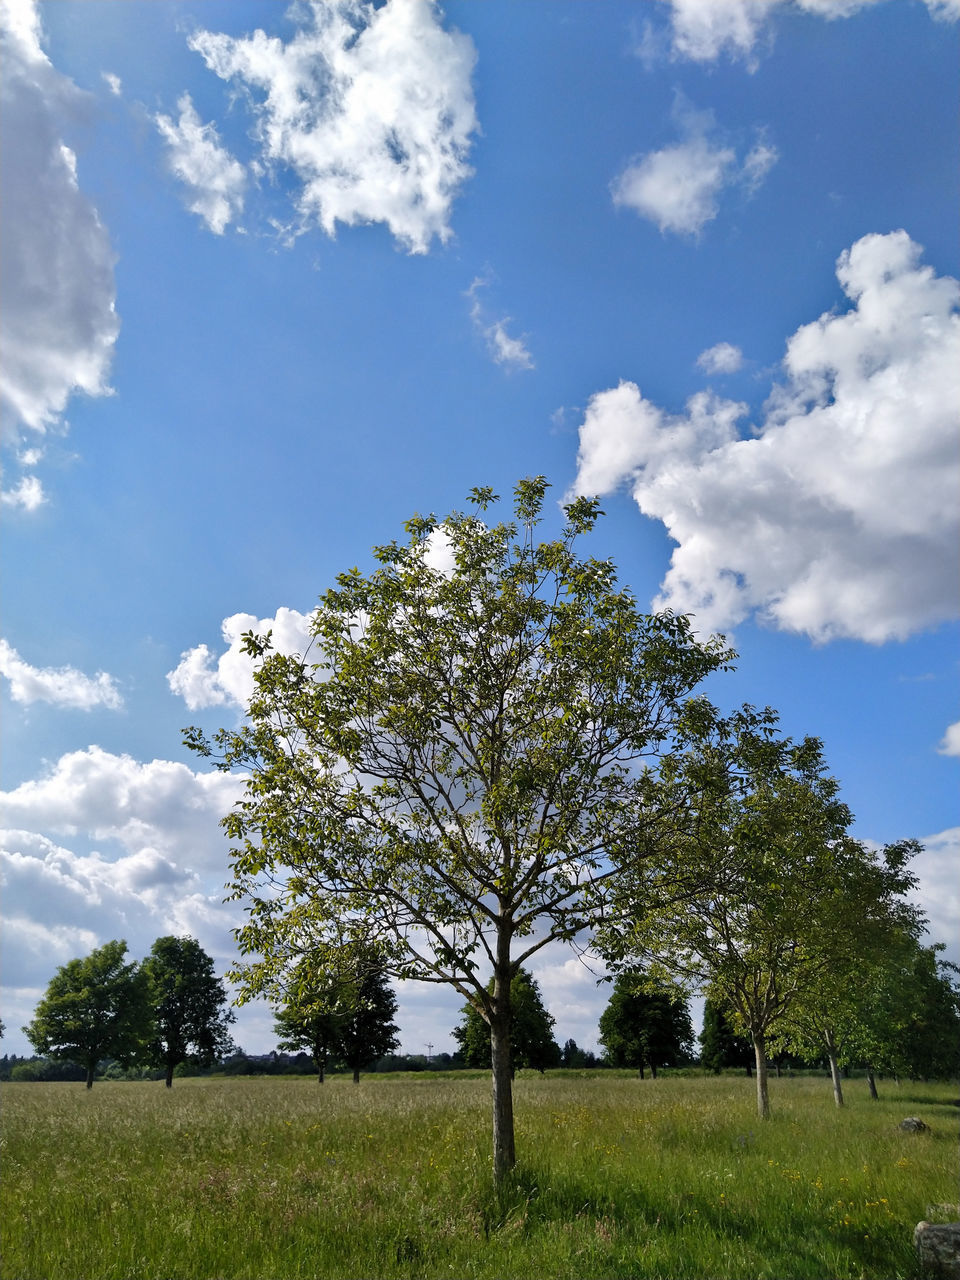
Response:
866,1068,879,1100
85,1063,95,1089
824,1030,844,1107
317,1065,325,1084
650,1063,658,1079
490,958,516,1184
637,1064,645,1080
352,1067,360,1084
165,1063,174,1089
753,1034,770,1119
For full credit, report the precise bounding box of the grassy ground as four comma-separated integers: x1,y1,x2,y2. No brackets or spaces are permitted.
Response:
2,1071,955,1280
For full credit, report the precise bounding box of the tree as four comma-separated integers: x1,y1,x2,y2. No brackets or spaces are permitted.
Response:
24,940,151,1088
771,847,924,1106
273,956,353,1083
699,994,753,1075
453,968,561,1073
141,936,235,1087
604,706,898,1119
335,960,400,1083
187,478,728,1179
598,972,693,1077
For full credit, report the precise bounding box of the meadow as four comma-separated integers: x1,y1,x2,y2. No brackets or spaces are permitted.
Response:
1,1071,955,1280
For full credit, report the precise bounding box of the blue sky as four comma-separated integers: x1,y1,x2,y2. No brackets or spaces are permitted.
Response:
1,0,957,1060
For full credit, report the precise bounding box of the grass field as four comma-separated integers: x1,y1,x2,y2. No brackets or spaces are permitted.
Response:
2,1071,955,1280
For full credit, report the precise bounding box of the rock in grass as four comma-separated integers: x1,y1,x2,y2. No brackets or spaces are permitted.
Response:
900,1116,929,1132
914,1221,960,1278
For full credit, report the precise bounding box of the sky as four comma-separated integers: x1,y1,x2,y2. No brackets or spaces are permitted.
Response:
1,0,957,1061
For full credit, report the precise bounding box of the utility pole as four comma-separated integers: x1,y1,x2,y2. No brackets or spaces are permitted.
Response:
425,1041,434,1065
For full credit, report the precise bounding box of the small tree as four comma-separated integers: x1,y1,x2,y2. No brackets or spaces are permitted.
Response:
187,478,728,1179
699,994,753,1075
24,940,151,1088
141,936,235,1087
273,956,353,1083
453,968,561,1073
598,972,693,1078
336,959,400,1083
605,706,887,1118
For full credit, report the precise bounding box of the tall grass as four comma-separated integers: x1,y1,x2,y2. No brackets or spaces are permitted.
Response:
2,1071,955,1279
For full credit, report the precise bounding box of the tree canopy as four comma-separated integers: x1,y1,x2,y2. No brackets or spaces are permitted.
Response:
141,936,235,1087
187,477,729,1178
24,940,151,1088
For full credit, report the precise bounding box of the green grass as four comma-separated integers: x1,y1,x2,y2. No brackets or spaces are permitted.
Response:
2,1071,955,1279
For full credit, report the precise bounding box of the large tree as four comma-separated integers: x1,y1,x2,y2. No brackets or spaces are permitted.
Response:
453,968,561,1073
604,706,906,1119
141,936,235,1087
187,478,728,1179
336,960,400,1083
273,956,353,1084
598,971,693,1077
24,940,151,1088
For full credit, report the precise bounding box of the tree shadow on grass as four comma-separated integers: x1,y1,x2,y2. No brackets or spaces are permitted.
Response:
472,1162,917,1279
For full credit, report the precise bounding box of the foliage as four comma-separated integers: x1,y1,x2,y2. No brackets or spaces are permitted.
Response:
272,954,354,1083
699,994,753,1074
453,968,561,1072
186,477,729,1176
23,940,152,1088
598,971,693,1076
141,936,235,1087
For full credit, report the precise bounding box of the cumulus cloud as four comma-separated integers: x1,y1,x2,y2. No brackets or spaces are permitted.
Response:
466,277,534,371
938,721,960,757
654,0,958,65
167,606,316,711
0,746,244,867
0,0,119,464
0,639,123,709
568,231,959,643
911,828,960,966
155,93,247,234
612,104,776,237
188,0,478,254
697,341,743,374
101,71,122,96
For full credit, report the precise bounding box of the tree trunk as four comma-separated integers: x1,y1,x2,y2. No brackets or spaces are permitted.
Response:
775,1058,782,1078
824,1031,844,1107
752,1034,770,1119
745,1062,752,1077
637,1063,645,1080
352,1066,360,1084
317,1064,325,1084
650,1063,658,1079
165,1063,174,1088
85,1063,95,1089
866,1068,879,1100
490,958,516,1184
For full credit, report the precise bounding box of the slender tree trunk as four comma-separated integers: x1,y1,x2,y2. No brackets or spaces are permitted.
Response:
745,1062,752,1077
317,1064,325,1084
165,1063,174,1089
753,1034,770,1119
650,1063,658,1079
637,1063,645,1080
824,1030,844,1107
866,1068,879,1100
85,1063,95,1089
352,1066,360,1084
775,1058,782,1078
490,956,516,1184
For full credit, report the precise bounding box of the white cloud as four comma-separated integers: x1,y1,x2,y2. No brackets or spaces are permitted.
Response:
911,828,960,967
655,0,958,65
0,0,119,457
612,104,776,237
101,71,122,97
0,746,244,867
697,341,743,374
938,721,960,757
155,93,247,235
0,474,45,510
466,277,534,371
569,231,959,643
188,0,478,254
167,607,316,711
0,638,123,709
